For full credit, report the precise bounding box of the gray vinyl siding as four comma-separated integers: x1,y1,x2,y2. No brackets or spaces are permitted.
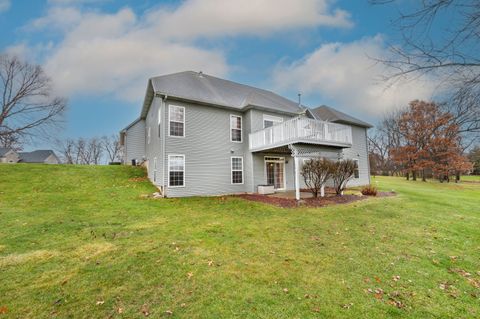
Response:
341,125,370,186
124,119,145,165
139,97,370,196
163,100,247,197
145,97,164,185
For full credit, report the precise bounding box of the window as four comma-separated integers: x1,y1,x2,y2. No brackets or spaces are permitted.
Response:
169,105,185,137
168,155,185,187
263,115,283,128
231,157,243,184
230,115,242,142
353,159,359,179
147,127,151,144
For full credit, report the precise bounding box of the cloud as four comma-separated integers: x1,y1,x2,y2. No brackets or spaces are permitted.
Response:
39,8,228,101
20,0,351,102
147,0,352,39
0,0,10,13
272,35,438,116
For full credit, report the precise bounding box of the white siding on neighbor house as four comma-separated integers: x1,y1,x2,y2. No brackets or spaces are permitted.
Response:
162,100,248,197
0,151,19,163
124,119,146,165
44,154,60,164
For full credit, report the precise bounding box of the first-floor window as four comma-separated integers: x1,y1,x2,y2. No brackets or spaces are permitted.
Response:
168,155,185,187
353,159,359,178
231,157,243,184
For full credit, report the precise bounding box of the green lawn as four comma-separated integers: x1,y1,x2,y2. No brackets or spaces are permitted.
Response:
461,175,480,182
0,165,479,318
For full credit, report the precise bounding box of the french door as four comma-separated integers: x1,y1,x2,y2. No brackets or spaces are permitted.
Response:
265,157,285,190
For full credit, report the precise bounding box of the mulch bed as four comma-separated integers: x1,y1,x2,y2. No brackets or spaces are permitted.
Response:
236,191,396,208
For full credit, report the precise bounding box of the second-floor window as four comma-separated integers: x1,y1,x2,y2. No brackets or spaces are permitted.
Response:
263,115,283,128
230,115,242,142
169,105,185,137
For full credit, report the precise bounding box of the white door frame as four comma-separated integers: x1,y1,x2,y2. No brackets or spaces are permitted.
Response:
264,156,286,191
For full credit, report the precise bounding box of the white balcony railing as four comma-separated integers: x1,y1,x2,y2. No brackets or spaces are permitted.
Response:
249,117,352,151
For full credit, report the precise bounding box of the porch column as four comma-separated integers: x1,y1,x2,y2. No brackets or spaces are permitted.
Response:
288,144,301,201
294,155,300,201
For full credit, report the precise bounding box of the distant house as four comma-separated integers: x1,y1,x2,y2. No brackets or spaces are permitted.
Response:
0,148,19,163
18,150,60,164
121,71,372,199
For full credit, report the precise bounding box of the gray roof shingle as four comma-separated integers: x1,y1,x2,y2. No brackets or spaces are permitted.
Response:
19,150,58,163
141,71,303,117
308,105,373,128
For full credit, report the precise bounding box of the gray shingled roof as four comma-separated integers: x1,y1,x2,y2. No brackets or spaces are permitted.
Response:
0,147,12,157
18,150,58,163
308,105,373,128
141,71,303,117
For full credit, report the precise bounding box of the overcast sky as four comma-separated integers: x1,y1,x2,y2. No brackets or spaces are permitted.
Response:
0,0,438,149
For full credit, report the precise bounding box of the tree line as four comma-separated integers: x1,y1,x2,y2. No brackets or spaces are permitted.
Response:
55,135,123,165
368,100,477,182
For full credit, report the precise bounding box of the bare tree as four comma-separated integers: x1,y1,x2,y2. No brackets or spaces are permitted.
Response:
301,158,334,198
55,138,76,164
88,137,103,165
102,134,123,163
0,132,22,151
331,159,357,195
370,0,480,143
0,54,66,145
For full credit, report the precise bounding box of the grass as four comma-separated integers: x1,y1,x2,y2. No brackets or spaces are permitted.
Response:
0,164,479,318
461,175,480,182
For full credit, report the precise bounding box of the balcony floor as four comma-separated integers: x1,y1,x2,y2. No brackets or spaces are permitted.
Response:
249,139,352,153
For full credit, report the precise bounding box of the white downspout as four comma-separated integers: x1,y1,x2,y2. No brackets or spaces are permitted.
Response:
294,156,300,201
161,94,168,196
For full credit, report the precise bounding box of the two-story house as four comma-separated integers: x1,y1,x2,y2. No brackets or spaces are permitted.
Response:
120,71,372,199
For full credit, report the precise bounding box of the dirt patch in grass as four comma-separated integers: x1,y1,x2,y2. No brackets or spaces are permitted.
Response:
0,250,58,267
236,191,396,208
71,242,115,261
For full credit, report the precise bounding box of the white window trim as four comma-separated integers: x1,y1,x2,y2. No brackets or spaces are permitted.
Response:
231,156,244,185
263,114,283,128
168,105,186,138
147,127,151,144
168,154,185,188
230,114,243,143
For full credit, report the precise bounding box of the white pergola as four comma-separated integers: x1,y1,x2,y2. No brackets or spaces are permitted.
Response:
288,144,342,200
